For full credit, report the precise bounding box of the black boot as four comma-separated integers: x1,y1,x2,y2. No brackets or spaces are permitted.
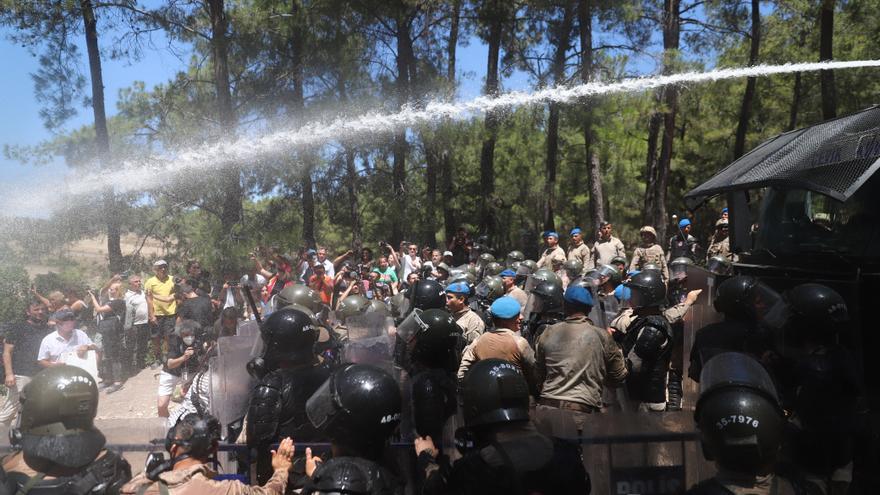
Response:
666,370,683,411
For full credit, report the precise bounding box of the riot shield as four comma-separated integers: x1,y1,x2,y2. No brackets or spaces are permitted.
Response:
209,333,261,429
591,293,620,330
341,313,394,373
345,313,392,340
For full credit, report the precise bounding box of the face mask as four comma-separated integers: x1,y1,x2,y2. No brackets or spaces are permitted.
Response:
183,336,195,346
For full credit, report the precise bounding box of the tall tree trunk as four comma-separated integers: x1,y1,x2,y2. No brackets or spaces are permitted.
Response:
346,150,362,249
423,142,438,246
643,102,663,224
543,3,575,231
733,0,760,160
440,0,460,243
207,0,242,233
644,0,679,242
288,0,315,248
392,17,415,246
788,72,802,131
819,0,837,120
479,0,503,238
80,0,122,272
578,0,605,231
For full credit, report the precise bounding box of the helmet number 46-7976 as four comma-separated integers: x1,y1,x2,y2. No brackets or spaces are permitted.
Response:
715,415,759,430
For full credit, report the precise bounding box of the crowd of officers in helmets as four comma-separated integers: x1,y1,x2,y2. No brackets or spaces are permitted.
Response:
0,212,870,495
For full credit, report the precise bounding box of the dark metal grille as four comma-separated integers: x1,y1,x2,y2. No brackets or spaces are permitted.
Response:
687,106,880,205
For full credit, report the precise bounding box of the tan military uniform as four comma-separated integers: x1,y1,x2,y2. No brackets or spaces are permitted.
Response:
122,463,288,494
630,244,670,281
453,307,486,344
706,235,733,262
506,286,528,316
535,316,627,410
567,242,593,272
457,327,537,390
593,236,626,266
610,301,694,335
537,246,566,270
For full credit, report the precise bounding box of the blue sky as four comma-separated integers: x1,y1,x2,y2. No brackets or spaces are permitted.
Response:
0,26,537,188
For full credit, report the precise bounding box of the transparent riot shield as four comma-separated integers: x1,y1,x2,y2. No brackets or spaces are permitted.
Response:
341,313,395,374
209,332,261,430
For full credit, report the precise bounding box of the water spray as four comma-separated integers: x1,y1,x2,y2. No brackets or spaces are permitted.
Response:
4,59,880,215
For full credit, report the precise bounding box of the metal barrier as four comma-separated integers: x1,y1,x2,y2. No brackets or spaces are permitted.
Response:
0,431,710,494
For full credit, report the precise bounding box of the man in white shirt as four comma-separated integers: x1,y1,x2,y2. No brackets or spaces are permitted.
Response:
402,243,422,280
37,309,97,369
124,274,150,373
316,248,336,278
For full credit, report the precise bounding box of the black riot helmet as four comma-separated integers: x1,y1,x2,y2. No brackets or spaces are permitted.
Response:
706,255,732,275
694,352,784,474
260,308,319,363
336,295,370,323
785,283,848,334
460,359,530,428
624,270,666,308
307,457,374,495
409,279,446,311
306,364,401,444
17,365,104,469
669,257,693,282
407,309,462,372
507,250,525,265
166,412,222,459
523,280,564,317
713,276,782,325
596,264,622,289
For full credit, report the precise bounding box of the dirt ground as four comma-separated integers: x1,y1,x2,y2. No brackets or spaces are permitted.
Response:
96,366,175,421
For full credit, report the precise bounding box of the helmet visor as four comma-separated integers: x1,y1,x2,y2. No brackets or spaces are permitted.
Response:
475,281,491,299
306,375,339,430
522,293,544,320
670,263,689,281
699,352,779,404
706,257,731,275
394,308,426,344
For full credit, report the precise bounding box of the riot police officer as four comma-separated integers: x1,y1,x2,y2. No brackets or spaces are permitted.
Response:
668,218,699,261
303,456,394,495
470,275,504,328
614,270,673,412
521,279,564,346
771,284,861,494
686,352,820,494
0,365,131,494
666,256,694,411
406,279,446,314
688,276,779,382
305,364,403,492
247,308,334,488
122,413,294,494
333,295,371,343
394,309,461,444
414,358,590,494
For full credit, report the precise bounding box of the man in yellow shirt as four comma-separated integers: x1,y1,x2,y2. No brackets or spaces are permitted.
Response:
145,259,177,368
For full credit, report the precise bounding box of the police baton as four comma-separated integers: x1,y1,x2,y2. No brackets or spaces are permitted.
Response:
243,282,263,324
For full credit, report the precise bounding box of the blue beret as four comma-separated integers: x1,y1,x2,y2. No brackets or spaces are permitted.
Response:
500,269,517,277
564,286,593,307
446,282,470,295
569,227,582,236
543,231,559,239
678,218,691,228
614,284,631,301
722,207,728,213
490,296,521,319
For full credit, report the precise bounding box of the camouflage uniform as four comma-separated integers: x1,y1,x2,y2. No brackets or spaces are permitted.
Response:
630,244,670,281
567,241,593,272
453,307,486,344
706,236,732,262
536,246,566,270
592,236,626,267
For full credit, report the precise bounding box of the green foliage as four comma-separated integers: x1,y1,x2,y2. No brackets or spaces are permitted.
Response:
0,248,31,325
5,0,880,269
